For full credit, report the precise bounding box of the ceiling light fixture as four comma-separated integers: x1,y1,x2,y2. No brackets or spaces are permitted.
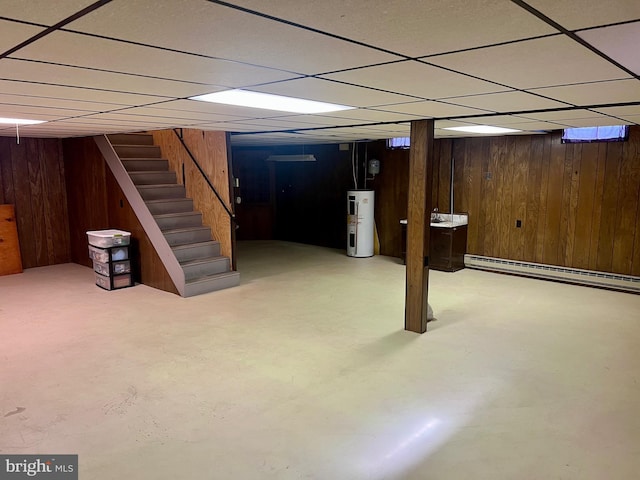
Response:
0,117,46,125
443,125,521,134
190,89,355,114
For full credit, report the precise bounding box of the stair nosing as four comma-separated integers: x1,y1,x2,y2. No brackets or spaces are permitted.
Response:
153,212,201,218
163,226,210,234
145,198,192,203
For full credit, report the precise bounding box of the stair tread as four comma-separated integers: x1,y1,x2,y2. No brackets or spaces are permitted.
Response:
137,184,183,188
185,271,239,285
145,198,192,203
171,240,220,250
179,256,227,267
130,170,174,174
153,211,200,218
122,157,170,161
163,225,210,233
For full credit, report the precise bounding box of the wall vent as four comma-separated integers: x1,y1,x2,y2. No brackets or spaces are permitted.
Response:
464,255,640,293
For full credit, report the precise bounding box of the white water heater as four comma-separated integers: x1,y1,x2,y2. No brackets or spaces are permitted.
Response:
347,189,374,257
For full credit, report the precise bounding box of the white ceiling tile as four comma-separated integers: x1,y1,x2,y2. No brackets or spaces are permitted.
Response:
0,1,99,24
427,35,631,89
66,0,400,74
563,117,633,127
459,114,539,125
322,61,509,99
274,115,378,127
525,0,640,30
295,108,421,123
445,91,569,112
13,31,298,86
498,120,568,130
110,106,245,123
228,0,556,57
593,105,640,117
0,103,83,118
0,20,44,52
373,101,493,117
521,109,613,121
579,22,640,75
528,79,640,106
251,78,415,107
0,93,127,112
0,79,168,106
0,58,223,98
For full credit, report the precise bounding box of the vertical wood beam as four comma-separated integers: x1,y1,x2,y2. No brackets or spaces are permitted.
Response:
405,119,434,333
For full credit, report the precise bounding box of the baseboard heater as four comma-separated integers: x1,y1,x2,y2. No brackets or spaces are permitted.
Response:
464,254,640,293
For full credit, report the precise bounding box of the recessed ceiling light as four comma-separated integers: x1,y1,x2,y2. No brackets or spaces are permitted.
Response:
443,125,521,134
190,89,355,114
0,117,46,125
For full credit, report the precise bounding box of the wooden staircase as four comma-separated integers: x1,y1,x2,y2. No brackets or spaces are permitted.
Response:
106,133,239,296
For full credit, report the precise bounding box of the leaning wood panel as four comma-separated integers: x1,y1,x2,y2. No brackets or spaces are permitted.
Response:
573,143,599,269
0,204,23,276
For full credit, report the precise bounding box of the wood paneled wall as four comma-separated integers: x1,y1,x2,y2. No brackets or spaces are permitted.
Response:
63,137,178,294
0,137,70,268
152,129,233,260
372,126,640,276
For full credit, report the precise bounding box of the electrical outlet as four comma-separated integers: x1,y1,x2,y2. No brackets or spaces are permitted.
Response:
516,219,522,228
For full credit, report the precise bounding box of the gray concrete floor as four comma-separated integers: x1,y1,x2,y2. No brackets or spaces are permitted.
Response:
1,240,639,479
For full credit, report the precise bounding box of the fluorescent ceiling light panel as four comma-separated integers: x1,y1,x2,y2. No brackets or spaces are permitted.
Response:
190,89,354,114
443,125,521,134
0,117,47,125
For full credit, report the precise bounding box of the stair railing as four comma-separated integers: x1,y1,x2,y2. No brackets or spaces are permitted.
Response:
172,128,237,270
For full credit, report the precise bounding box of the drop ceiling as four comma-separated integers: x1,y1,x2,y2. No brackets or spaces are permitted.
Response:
0,0,638,145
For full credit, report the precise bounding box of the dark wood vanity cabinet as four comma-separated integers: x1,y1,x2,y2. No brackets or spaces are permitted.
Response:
429,225,467,272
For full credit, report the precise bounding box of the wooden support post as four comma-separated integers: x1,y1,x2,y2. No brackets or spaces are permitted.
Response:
405,119,434,333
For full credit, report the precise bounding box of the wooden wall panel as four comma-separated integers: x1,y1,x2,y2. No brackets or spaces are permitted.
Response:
587,144,607,271
63,137,109,267
0,137,70,268
152,129,233,260
371,125,640,276
612,127,640,273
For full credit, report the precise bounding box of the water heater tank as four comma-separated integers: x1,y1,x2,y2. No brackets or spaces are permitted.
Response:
347,189,374,257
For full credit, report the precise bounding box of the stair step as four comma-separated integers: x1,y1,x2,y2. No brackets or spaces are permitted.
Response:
113,144,161,158
172,240,221,262
163,226,211,246
154,211,203,230
122,158,169,172
137,184,186,200
145,198,194,215
180,256,231,281
184,271,240,297
130,171,177,185
107,133,154,145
